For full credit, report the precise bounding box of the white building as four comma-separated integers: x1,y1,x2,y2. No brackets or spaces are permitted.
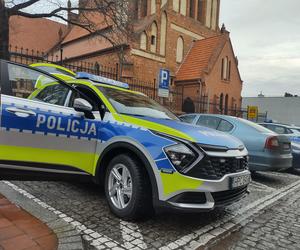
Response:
242,96,300,126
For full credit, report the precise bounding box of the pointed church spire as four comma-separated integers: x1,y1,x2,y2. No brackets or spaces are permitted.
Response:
221,23,226,33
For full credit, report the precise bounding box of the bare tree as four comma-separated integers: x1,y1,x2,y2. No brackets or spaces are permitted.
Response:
0,0,134,60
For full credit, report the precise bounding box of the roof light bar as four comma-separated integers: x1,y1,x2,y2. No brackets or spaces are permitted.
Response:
76,72,129,89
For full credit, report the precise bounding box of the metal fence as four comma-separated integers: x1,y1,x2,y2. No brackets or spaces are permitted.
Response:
7,45,268,120
8,45,118,80
8,45,185,113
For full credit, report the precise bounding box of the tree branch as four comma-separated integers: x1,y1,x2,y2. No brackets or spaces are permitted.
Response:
10,6,100,17
10,0,41,12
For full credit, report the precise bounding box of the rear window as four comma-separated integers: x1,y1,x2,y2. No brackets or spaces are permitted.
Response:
197,116,221,129
238,118,273,133
268,125,286,134
218,119,234,132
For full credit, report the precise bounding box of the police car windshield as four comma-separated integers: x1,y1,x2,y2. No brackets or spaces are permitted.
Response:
98,87,178,120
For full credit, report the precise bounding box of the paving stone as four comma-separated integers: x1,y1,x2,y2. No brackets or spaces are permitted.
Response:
243,239,256,247
205,179,300,250
59,235,82,244
5,172,300,250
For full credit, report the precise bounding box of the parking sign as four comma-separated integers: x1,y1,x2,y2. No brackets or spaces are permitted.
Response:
158,69,170,98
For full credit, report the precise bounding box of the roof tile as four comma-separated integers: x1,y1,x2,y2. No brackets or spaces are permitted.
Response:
9,16,67,52
176,35,223,81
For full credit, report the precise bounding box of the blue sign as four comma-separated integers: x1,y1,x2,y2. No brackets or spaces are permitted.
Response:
158,69,170,97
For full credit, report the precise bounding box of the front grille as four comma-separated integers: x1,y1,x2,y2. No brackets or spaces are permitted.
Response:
212,186,248,206
186,156,248,180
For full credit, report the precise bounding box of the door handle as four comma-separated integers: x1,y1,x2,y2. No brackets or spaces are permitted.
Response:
6,107,36,117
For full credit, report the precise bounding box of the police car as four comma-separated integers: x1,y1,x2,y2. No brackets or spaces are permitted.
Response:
0,60,251,220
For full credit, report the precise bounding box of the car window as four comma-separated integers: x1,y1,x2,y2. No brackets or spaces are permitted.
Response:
217,119,234,132
260,124,268,128
271,125,286,134
69,86,101,111
3,62,70,107
180,115,196,123
34,84,69,106
291,128,300,134
238,118,273,133
196,116,221,129
285,128,293,134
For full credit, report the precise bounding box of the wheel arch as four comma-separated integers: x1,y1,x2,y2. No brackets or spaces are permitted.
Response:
95,141,159,201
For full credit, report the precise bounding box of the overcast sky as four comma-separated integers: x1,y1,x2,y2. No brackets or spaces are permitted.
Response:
220,0,300,97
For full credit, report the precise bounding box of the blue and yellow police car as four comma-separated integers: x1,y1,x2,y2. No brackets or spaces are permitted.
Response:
0,60,250,220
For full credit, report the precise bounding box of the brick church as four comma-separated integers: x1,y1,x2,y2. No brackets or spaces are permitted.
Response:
9,0,243,114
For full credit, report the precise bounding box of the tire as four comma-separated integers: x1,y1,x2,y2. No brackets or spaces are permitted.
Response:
104,153,153,220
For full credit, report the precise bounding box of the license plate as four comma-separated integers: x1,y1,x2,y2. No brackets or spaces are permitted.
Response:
230,174,251,189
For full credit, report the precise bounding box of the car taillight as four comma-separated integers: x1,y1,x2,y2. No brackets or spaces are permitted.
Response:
265,136,280,150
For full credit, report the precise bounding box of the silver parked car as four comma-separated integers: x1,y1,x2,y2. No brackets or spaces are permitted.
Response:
180,114,293,172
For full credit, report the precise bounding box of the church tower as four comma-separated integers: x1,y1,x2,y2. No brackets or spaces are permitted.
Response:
134,0,220,31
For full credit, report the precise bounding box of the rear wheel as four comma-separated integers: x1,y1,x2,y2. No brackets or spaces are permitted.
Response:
104,154,152,220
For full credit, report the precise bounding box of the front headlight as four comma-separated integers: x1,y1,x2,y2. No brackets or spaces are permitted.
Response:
164,143,202,172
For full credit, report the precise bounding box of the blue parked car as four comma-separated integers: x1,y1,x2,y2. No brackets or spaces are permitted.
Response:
259,123,300,144
180,114,293,172
291,143,300,170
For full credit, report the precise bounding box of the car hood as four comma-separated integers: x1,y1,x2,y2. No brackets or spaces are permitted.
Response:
120,115,244,149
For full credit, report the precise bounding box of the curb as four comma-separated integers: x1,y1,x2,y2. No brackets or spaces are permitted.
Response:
0,181,84,250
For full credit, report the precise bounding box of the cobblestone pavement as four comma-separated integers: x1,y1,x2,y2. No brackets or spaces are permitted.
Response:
207,176,300,250
2,171,298,249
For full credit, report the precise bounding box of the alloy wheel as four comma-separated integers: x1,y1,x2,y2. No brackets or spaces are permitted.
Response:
108,163,133,209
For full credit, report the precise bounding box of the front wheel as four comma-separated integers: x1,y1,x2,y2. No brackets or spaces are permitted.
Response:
104,154,152,220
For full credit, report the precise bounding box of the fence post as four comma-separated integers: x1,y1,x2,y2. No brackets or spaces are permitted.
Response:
153,78,156,99
95,62,100,75
60,47,63,65
116,63,119,80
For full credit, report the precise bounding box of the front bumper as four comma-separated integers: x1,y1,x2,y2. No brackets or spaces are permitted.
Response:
156,170,250,211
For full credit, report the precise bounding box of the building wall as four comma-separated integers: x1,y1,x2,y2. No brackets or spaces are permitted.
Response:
203,40,242,111
242,97,300,126
50,0,221,83
130,0,219,83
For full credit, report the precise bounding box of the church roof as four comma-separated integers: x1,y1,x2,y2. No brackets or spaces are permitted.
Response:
176,34,227,82
9,16,67,52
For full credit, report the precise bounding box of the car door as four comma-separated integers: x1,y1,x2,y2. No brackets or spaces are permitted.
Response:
0,60,98,180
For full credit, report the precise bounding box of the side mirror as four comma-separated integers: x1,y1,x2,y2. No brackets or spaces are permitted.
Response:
73,98,94,119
